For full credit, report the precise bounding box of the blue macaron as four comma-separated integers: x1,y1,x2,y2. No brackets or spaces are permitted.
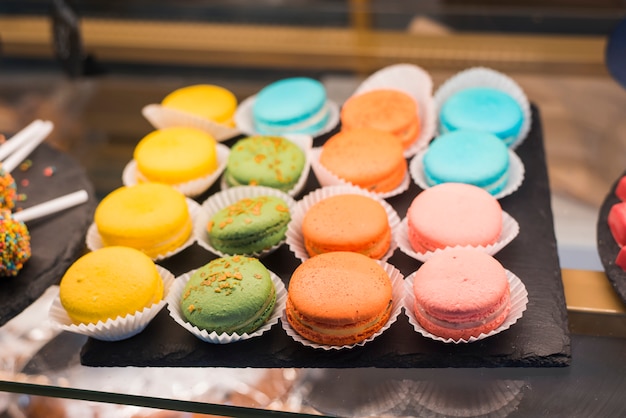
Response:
253,77,329,136
423,130,510,196
439,87,523,146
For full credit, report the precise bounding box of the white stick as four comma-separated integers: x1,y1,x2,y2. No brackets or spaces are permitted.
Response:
2,120,54,173
0,120,46,161
13,190,89,223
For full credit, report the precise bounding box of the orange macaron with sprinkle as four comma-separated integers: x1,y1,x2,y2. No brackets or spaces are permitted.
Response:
286,251,393,346
341,89,421,149
319,128,407,193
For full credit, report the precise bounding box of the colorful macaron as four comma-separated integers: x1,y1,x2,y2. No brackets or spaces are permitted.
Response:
134,127,218,185
59,246,164,325
438,87,523,147
319,128,407,193
224,135,306,192
422,130,509,196
341,89,421,149
406,183,503,253
286,251,393,346
301,194,392,259
94,183,192,259
411,248,511,341
180,256,276,335
252,77,330,136
206,195,291,255
161,84,238,127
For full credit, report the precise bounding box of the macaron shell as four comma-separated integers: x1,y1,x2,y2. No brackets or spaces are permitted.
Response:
180,256,276,335
302,194,392,259
406,183,503,252
286,252,393,346
59,246,163,325
422,130,509,195
207,195,291,255
341,89,420,148
161,84,237,126
253,77,327,126
439,87,524,144
134,127,218,184
411,248,511,340
319,128,407,193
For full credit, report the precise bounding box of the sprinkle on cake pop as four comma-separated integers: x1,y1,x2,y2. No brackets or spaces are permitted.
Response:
0,166,17,210
0,209,31,277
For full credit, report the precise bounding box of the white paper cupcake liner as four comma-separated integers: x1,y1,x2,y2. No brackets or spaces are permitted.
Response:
397,211,520,262
234,94,340,138
433,67,532,149
281,261,404,350
195,185,297,258
122,143,230,197
220,134,312,198
409,147,525,200
141,104,241,142
286,184,401,262
310,147,411,199
86,198,201,261
166,267,287,344
404,269,528,344
48,266,175,341
350,63,437,158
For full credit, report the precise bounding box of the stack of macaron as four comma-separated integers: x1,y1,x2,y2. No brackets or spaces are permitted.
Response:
195,186,296,258
406,248,527,343
167,255,286,342
313,128,409,197
50,246,175,341
124,126,230,197
142,84,242,141
286,185,401,262
399,183,519,261
284,251,403,348
235,77,338,137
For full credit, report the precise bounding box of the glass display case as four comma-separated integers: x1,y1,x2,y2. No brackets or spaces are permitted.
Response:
1,1,626,417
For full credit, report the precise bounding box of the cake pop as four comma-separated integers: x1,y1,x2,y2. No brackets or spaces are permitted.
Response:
0,209,31,277
0,189,89,277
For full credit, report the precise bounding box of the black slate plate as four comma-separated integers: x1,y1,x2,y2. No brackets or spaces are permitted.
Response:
81,105,571,368
596,170,626,303
0,142,97,327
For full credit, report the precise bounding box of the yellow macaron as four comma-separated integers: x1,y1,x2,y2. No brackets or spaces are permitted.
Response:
94,183,192,258
59,246,163,325
161,84,237,126
134,126,218,185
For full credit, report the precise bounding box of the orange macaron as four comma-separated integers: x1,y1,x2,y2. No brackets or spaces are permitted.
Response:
286,252,393,346
301,194,392,259
341,89,420,149
319,128,407,193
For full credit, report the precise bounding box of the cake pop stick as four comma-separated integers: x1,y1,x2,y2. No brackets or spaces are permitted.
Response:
0,189,89,277
0,119,47,161
2,120,54,173
13,190,89,222
0,120,54,210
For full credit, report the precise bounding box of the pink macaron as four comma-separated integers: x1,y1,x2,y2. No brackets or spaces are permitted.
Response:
412,248,511,341
406,182,502,253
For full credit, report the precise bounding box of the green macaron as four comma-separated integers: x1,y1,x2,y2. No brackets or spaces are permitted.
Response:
180,256,276,335
224,136,305,192
207,195,291,255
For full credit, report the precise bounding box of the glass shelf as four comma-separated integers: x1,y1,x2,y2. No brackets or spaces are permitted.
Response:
2,3,626,416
